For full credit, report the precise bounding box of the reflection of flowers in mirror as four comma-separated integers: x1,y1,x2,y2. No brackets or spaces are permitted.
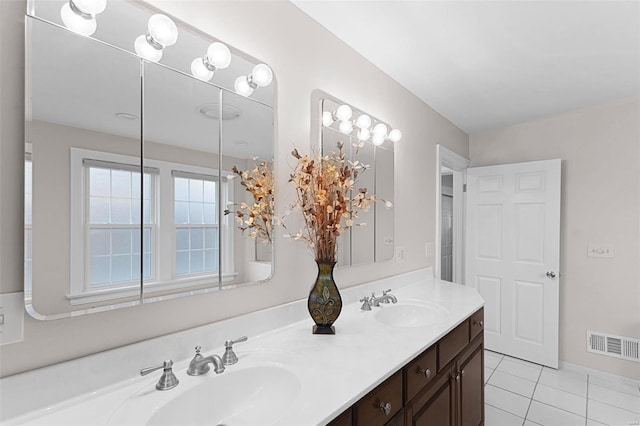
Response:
224,159,275,243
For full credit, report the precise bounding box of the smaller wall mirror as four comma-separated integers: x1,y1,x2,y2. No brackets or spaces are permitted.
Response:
320,96,397,267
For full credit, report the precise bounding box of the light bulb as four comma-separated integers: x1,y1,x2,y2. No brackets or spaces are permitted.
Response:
207,42,231,69
322,111,334,127
335,105,352,121
372,133,385,146
191,58,214,81
134,34,162,62
357,128,371,141
234,76,254,97
148,14,178,47
73,0,107,15
388,129,402,143
339,120,353,135
60,3,97,36
373,123,388,137
251,64,273,87
355,114,371,129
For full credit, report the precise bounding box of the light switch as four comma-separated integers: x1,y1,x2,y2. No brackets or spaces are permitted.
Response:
588,243,614,259
395,246,405,264
0,292,24,345
425,242,435,258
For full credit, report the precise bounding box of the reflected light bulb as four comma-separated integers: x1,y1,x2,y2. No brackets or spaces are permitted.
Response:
322,111,334,127
372,133,385,146
357,128,371,141
388,129,402,143
191,58,214,81
134,34,162,62
206,42,231,69
148,14,178,47
251,64,273,87
335,105,352,121
234,76,254,97
339,120,353,135
60,3,97,36
73,0,107,15
373,123,388,137
355,114,371,129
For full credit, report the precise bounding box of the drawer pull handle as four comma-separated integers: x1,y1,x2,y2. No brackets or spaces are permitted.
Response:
379,401,392,416
419,368,431,378
472,319,484,327
455,373,461,382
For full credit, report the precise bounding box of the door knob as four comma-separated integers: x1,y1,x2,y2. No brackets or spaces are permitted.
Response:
546,271,556,279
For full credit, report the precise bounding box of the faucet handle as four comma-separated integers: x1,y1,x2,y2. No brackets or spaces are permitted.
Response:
383,289,392,296
140,360,179,391
360,296,372,311
222,336,248,365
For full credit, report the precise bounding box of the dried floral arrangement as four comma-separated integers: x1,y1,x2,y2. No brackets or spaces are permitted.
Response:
224,159,275,243
288,142,392,263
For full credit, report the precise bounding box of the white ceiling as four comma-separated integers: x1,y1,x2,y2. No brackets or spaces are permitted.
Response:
291,1,640,134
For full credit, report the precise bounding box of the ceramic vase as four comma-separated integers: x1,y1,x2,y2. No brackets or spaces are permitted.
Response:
307,260,342,334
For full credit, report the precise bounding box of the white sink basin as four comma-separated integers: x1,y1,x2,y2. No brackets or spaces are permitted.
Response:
374,301,449,327
109,365,301,426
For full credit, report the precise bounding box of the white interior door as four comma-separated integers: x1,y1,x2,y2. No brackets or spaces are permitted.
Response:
465,159,561,368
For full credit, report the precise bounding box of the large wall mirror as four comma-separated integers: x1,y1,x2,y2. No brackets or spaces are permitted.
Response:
319,96,396,268
25,0,275,318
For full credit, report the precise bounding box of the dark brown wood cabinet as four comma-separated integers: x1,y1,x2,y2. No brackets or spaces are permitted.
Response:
328,308,484,426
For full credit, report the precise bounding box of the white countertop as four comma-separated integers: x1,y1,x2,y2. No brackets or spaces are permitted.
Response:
2,269,483,426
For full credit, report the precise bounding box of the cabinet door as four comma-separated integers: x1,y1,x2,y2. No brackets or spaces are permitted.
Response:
410,371,454,426
458,342,484,426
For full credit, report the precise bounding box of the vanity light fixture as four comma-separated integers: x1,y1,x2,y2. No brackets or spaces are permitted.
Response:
191,42,231,82
339,120,354,135
323,102,402,145
234,63,273,97
322,111,334,127
60,0,107,36
134,14,178,63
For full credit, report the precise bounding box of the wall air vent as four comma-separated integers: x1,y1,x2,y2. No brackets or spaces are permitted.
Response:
587,330,640,362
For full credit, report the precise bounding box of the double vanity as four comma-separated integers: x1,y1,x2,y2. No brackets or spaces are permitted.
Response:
1,269,484,426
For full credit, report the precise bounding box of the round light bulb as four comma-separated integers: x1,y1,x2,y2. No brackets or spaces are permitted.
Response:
357,128,371,141
148,14,178,47
251,64,273,87
372,133,385,146
322,111,334,127
355,114,371,129
206,42,231,69
373,123,388,137
339,120,353,135
73,0,107,15
234,76,254,97
388,129,402,143
335,105,352,121
134,34,162,62
60,3,97,36
191,58,214,81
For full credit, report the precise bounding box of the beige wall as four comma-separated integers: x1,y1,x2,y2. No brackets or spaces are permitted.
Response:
0,0,468,377
470,98,640,379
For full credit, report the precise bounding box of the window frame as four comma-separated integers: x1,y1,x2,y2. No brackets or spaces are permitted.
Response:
69,148,234,305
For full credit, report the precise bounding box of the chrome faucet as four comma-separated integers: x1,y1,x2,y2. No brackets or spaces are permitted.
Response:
140,360,179,390
222,336,248,366
187,346,225,376
371,289,398,307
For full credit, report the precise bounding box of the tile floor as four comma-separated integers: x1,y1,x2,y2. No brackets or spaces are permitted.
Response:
484,350,640,426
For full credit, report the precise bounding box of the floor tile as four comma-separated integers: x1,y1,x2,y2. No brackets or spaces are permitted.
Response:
526,400,586,426
497,357,542,382
533,383,586,416
538,366,587,397
485,384,531,418
589,373,640,397
489,370,537,398
485,367,495,383
588,399,640,425
589,383,640,414
485,351,503,370
485,404,525,426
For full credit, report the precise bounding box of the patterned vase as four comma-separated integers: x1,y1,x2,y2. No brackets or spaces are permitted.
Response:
308,260,342,334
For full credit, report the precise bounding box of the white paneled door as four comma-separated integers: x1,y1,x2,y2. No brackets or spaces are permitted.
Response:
465,159,561,368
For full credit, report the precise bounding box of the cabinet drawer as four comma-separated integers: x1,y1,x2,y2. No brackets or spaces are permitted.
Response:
405,346,437,402
470,308,484,340
355,371,403,426
438,321,470,371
